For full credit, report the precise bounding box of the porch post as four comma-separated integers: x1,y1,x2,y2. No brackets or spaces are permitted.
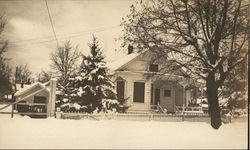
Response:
47,78,57,117
145,80,152,109
185,90,188,107
182,85,185,114
180,79,189,114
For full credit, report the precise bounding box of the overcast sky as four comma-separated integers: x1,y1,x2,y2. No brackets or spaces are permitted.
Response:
0,0,134,77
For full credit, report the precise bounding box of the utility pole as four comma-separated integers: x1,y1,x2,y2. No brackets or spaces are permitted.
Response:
15,67,17,92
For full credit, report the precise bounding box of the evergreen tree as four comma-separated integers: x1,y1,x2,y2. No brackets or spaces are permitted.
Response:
62,36,117,113
220,58,247,114
0,14,12,98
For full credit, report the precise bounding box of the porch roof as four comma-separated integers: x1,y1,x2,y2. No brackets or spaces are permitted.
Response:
116,70,185,79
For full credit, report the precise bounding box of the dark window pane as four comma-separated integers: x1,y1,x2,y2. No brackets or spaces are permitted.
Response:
133,82,145,103
164,90,171,97
149,64,158,72
34,96,47,103
117,81,125,99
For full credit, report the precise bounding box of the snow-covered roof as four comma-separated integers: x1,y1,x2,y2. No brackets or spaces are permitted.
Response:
107,53,140,71
15,82,49,97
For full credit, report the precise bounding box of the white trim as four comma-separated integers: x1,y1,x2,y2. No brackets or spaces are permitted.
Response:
116,70,184,79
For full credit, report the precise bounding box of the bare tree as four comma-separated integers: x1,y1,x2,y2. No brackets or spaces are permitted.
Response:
121,0,248,129
37,69,53,83
15,64,32,85
50,41,81,86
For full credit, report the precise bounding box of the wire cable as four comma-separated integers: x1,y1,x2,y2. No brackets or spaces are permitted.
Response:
9,25,119,44
44,0,59,48
8,25,120,48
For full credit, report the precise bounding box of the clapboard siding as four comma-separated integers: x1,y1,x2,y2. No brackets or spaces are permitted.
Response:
111,51,189,112
112,71,186,112
112,72,152,111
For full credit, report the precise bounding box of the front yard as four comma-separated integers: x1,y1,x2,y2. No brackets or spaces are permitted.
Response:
0,114,248,149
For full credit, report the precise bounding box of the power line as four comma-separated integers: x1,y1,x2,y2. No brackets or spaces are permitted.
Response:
9,25,120,44
8,26,120,48
9,25,120,48
44,0,59,48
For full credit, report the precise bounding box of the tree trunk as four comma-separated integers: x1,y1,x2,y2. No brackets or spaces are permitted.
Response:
206,74,222,129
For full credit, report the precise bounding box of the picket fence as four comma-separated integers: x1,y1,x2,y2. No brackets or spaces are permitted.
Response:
57,112,211,123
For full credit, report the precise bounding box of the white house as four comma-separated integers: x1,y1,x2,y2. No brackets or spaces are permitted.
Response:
108,49,192,113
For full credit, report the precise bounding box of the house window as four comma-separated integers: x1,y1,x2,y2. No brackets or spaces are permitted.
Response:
117,81,125,99
149,64,159,72
34,96,47,103
164,89,171,97
133,82,145,103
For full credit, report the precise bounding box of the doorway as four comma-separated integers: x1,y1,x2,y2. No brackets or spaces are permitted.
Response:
154,89,160,105
133,82,145,103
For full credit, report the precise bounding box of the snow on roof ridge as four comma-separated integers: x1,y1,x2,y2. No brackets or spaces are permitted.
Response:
15,82,47,97
43,81,50,86
107,52,141,71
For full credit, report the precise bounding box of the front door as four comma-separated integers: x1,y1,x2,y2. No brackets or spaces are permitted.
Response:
133,82,145,103
154,89,160,105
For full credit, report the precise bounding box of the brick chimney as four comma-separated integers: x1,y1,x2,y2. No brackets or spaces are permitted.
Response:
128,45,133,54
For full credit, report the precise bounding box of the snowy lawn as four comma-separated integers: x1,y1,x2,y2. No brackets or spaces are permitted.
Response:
0,114,248,149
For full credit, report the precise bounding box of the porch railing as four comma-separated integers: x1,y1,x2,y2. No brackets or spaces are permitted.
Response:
150,104,166,113
175,106,206,114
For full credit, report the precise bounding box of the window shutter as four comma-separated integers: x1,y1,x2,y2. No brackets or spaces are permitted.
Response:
117,81,125,99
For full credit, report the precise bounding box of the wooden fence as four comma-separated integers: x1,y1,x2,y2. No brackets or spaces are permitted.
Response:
58,112,247,123
0,102,47,118
58,112,211,123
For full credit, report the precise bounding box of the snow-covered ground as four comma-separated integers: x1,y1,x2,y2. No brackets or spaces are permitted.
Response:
0,104,12,112
0,114,248,149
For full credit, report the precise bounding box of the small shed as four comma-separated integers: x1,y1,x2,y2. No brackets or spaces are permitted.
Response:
15,82,50,104
14,82,50,117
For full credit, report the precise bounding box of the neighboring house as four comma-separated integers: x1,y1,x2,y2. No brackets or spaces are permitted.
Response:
108,48,192,113
14,80,63,104
13,80,57,118
15,82,50,104
14,82,50,114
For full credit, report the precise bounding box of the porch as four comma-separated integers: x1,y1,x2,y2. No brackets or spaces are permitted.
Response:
118,78,190,114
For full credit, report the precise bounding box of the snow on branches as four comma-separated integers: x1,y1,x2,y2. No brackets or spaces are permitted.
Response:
57,36,117,113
